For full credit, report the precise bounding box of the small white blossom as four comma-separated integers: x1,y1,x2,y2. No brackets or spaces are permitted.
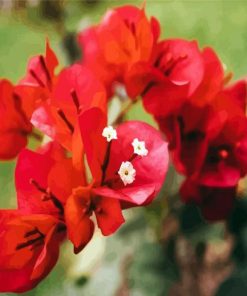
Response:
132,138,148,156
118,161,136,186
102,126,117,142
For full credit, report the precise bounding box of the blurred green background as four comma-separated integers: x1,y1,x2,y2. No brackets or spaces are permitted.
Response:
1,1,247,295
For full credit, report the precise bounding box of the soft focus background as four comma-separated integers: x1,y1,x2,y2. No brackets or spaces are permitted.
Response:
1,1,247,295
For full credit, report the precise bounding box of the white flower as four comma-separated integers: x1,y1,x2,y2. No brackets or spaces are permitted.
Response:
102,126,117,142
118,161,136,186
132,138,148,156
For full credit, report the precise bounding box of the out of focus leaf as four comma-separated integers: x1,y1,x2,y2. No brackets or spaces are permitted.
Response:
227,198,247,265
179,204,225,247
128,242,177,296
228,198,247,236
216,275,247,296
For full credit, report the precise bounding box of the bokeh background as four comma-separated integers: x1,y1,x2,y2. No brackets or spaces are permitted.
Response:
1,1,247,295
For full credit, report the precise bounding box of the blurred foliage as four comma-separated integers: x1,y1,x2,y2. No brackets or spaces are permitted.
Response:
1,0,247,295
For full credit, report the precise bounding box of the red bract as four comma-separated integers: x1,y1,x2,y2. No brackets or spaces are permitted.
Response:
65,107,169,253
195,80,247,187
180,178,236,221
0,40,62,161
0,79,33,160
127,45,223,121
19,40,58,91
17,40,62,144
156,102,223,175
78,5,159,95
0,211,65,293
189,47,224,106
0,142,83,292
157,77,247,186
126,39,204,112
16,41,58,121
31,64,106,154
198,116,247,187
15,142,84,217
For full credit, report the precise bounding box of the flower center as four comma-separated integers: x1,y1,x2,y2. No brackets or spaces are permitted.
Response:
16,227,45,251
30,178,64,215
57,108,74,134
29,55,51,89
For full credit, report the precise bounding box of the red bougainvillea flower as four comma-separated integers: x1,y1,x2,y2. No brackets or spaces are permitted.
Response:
126,39,204,114
31,64,106,157
180,178,236,221
192,80,247,187
157,78,247,185
0,141,85,292
157,98,228,176
15,141,84,217
0,40,61,160
65,107,169,253
15,40,59,123
0,79,33,160
189,47,224,106
0,41,63,160
152,47,228,171
0,211,65,293
19,40,58,92
78,5,160,95
127,45,224,124
151,46,226,138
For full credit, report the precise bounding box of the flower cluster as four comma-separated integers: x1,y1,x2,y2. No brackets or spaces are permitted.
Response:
0,6,170,292
78,5,247,220
0,3,246,292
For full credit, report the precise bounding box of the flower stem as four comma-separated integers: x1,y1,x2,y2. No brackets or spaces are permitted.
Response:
114,97,139,125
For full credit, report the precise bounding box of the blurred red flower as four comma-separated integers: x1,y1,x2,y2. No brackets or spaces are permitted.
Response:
78,5,159,96
0,79,33,160
126,39,204,105
65,107,169,253
0,211,65,293
180,178,236,221
155,60,247,187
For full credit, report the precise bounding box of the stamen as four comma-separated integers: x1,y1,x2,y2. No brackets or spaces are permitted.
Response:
153,52,165,68
30,178,64,214
24,227,40,238
141,81,157,97
29,69,46,88
30,178,47,194
30,240,44,250
16,236,44,250
13,93,30,125
163,54,188,76
51,195,64,215
101,141,112,185
128,153,138,162
130,22,136,36
16,229,44,251
39,55,51,83
70,89,80,113
57,108,74,134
